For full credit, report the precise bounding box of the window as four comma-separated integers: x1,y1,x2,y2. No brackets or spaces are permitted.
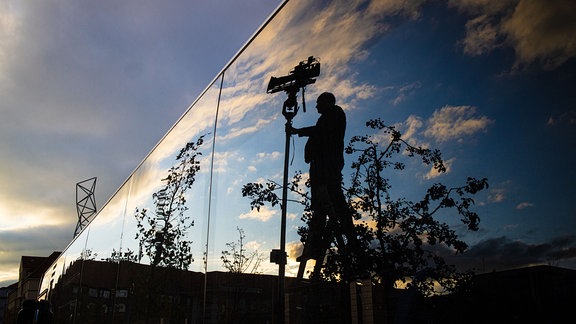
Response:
116,289,128,298
100,289,110,299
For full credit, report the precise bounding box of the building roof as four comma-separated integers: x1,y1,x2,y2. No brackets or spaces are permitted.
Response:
20,252,61,281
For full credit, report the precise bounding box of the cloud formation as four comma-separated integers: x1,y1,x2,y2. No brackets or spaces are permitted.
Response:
239,205,277,222
452,0,576,70
547,109,576,127
450,235,576,272
516,202,534,210
424,105,492,142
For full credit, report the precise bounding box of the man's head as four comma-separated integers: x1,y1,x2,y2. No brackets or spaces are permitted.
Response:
316,92,336,114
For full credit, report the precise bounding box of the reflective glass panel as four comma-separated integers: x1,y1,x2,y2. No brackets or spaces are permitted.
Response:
37,0,564,322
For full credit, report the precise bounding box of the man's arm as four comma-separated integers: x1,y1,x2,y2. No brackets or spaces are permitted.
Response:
290,125,316,137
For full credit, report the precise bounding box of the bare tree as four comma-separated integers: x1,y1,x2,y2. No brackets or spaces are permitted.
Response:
221,227,264,274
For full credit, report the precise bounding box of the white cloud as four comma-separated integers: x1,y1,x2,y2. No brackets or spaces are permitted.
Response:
516,202,534,210
424,158,454,179
255,151,282,162
424,105,492,142
547,109,576,126
402,114,424,143
211,151,240,174
288,212,298,221
245,240,263,251
462,14,503,56
239,205,277,222
391,82,422,106
504,0,576,70
367,0,426,20
489,188,506,203
286,239,303,261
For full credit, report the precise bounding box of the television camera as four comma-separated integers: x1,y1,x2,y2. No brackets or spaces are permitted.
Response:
266,56,320,117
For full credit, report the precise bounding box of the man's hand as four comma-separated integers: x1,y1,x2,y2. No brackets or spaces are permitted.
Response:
287,125,300,136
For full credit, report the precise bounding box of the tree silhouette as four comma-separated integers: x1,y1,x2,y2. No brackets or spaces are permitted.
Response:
134,135,205,270
221,227,264,274
242,118,488,295
106,248,138,263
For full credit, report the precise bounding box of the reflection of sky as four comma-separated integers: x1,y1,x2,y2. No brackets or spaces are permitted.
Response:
3,0,576,286
0,0,284,286
205,0,576,276
199,1,408,276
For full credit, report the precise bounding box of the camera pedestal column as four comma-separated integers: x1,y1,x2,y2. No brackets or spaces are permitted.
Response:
271,92,299,324
265,56,321,323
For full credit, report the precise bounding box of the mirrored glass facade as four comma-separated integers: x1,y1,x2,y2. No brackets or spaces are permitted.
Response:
36,0,576,322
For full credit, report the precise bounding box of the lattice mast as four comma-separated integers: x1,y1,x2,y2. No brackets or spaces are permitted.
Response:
74,177,97,237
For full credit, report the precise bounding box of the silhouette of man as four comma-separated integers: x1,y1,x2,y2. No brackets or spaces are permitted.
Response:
291,92,357,261
17,299,37,324
37,300,54,324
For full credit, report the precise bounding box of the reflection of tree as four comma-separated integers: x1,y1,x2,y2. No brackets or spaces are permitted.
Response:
134,135,205,270
106,249,138,263
221,227,264,274
243,119,488,297
219,228,266,322
78,249,97,260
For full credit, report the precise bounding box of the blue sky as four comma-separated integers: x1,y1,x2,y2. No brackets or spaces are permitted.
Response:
1,0,576,286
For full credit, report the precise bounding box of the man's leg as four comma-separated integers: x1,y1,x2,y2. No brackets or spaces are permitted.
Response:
327,184,359,252
297,209,327,262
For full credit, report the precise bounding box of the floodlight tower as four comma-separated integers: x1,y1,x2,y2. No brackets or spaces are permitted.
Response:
74,177,97,237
